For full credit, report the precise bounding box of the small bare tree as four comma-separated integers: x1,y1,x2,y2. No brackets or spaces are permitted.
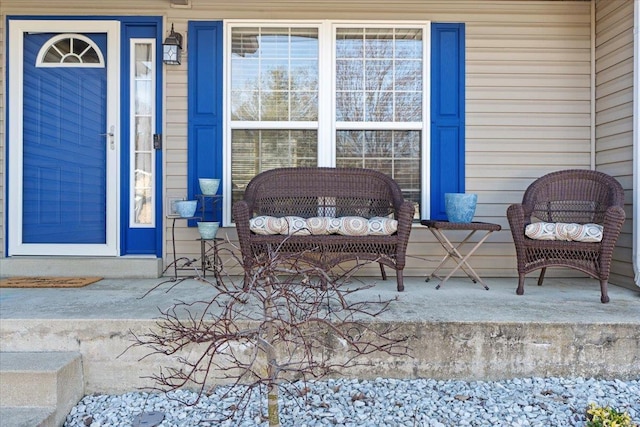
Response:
133,241,410,426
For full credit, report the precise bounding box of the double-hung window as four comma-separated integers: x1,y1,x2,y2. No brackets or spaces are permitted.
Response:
226,21,428,221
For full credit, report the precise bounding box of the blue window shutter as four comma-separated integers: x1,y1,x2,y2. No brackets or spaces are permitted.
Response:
430,23,465,220
188,21,223,223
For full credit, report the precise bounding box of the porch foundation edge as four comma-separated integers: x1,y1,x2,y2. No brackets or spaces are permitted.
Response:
1,319,637,394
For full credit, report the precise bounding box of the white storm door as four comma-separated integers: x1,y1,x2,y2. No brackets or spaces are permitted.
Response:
8,20,120,256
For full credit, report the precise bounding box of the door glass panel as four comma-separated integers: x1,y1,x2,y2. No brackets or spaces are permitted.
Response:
37,34,104,66
130,40,155,226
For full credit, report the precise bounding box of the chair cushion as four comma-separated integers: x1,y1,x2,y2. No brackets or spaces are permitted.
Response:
249,216,398,236
306,216,342,235
282,216,312,236
368,216,399,235
249,216,285,235
336,216,369,236
525,222,603,242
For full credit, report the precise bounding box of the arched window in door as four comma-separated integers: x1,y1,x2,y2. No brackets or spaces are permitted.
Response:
36,33,104,67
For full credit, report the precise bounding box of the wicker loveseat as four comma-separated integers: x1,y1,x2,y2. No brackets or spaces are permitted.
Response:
506,169,625,303
233,167,414,291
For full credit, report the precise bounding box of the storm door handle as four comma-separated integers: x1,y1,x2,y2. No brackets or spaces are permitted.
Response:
100,125,116,150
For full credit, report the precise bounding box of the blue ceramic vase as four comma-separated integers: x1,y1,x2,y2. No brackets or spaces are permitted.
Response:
445,193,477,223
197,222,219,239
198,178,220,195
175,200,198,218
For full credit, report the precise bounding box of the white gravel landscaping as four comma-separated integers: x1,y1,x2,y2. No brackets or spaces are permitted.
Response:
64,377,639,427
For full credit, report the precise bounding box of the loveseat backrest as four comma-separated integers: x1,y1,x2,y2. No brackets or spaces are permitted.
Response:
243,167,404,219
523,169,624,224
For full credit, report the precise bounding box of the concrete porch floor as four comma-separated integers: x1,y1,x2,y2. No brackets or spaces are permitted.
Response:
1,275,638,322
1,275,639,395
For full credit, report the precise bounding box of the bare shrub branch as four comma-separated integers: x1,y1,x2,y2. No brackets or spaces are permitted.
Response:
131,237,410,425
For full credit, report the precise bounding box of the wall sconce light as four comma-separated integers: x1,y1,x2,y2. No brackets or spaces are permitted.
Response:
162,24,183,65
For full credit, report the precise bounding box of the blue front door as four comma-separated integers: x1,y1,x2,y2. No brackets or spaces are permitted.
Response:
23,32,108,244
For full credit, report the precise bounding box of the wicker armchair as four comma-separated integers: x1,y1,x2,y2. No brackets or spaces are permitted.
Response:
507,169,625,303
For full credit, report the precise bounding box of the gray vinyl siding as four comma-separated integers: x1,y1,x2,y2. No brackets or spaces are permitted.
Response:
595,0,635,289
0,0,635,287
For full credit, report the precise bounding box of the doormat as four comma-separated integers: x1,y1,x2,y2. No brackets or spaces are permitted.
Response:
0,276,102,288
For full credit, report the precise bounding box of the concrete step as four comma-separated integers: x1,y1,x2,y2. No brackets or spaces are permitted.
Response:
0,407,57,427
0,352,84,427
0,256,163,278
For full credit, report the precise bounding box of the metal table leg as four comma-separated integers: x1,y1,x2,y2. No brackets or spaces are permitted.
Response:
426,228,495,290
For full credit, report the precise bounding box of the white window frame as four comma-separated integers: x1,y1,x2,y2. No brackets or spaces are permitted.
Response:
223,20,430,225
